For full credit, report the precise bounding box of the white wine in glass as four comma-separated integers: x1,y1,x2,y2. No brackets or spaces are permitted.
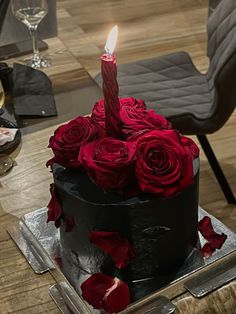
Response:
0,84,5,108
11,0,51,69
0,80,5,115
0,82,14,176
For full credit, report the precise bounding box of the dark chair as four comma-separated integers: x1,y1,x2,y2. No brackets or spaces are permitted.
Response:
208,0,222,16
95,0,236,204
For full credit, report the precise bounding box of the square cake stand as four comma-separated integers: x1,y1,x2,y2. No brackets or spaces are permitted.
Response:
7,207,236,314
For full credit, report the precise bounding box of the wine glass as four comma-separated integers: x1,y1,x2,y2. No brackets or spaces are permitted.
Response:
0,82,14,176
0,80,4,109
11,0,51,69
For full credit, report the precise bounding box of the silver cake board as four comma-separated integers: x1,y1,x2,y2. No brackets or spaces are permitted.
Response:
7,207,236,314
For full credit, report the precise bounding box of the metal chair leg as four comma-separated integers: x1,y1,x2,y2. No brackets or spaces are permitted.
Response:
197,135,236,204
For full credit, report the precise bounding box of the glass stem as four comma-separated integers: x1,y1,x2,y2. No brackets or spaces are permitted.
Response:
29,26,39,60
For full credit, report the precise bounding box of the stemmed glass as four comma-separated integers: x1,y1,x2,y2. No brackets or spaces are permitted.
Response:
0,80,4,109
11,0,51,69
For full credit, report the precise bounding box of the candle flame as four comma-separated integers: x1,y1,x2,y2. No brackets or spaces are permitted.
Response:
105,25,118,55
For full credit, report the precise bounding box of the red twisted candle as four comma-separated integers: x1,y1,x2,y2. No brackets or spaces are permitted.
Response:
101,26,123,139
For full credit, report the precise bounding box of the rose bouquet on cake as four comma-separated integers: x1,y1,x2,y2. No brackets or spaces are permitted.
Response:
47,97,199,198
45,27,226,314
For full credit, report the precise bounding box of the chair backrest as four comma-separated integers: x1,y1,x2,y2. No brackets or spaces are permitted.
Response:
208,0,222,16
207,0,236,130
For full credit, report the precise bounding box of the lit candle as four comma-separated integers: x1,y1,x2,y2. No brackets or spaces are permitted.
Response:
101,26,123,138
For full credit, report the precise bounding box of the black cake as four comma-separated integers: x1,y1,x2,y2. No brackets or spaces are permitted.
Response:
53,158,199,285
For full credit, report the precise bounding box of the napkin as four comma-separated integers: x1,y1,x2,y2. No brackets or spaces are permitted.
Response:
0,127,17,146
13,63,57,117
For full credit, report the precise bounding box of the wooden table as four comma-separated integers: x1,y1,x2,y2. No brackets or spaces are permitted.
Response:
0,41,236,314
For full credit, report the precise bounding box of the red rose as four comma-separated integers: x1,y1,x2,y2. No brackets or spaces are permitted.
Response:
120,107,172,141
47,183,62,228
81,273,130,313
180,135,200,159
91,97,146,132
135,130,193,197
90,231,135,269
47,116,99,168
78,137,136,190
198,216,227,257
120,97,146,110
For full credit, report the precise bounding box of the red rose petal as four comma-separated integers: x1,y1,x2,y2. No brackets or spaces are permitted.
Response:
102,277,130,313
200,242,215,257
81,273,113,309
198,216,227,250
47,184,62,228
90,231,135,269
198,216,227,258
81,273,130,313
208,233,227,249
198,216,214,238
